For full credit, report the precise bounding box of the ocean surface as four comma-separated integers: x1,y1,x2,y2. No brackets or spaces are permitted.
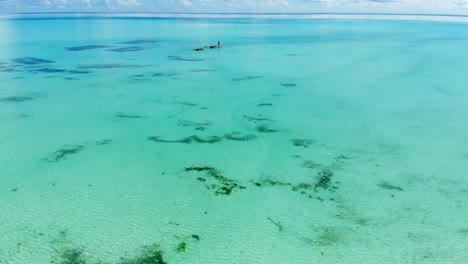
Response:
0,16,468,263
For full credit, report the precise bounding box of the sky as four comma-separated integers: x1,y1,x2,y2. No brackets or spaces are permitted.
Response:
0,0,468,15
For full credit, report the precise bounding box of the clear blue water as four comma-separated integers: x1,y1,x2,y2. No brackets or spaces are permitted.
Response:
1,16,468,263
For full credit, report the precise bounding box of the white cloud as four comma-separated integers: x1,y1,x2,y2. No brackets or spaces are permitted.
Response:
180,0,193,7
2,0,468,14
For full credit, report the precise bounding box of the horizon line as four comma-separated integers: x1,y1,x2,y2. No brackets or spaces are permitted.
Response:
5,12,468,17
3,12,468,23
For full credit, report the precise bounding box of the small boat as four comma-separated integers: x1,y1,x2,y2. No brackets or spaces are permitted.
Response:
194,42,221,51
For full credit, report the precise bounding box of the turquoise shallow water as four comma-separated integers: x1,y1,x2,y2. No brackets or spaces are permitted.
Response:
1,16,468,263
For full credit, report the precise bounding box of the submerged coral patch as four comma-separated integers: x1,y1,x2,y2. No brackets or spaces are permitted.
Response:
189,69,216,72
314,168,334,190
256,124,279,133
95,139,112,145
77,63,144,69
115,113,146,119
46,145,84,162
168,56,204,62
1,67,18,72
243,115,273,123
68,70,92,75
30,68,67,74
120,244,167,264
11,57,55,65
66,45,112,51
0,95,37,102
231,76,262,81
291,139,315,148
174,234,201,253
310,227,345,246
148,135,222,144
185,166,246,195
59,248,86,264
152,72,178,77
281,83,296,87
118,39,159,45
178,119,212,130
148,132,257,144
378,182,404,191
257,103,273,107
224,132,257,141
176,101,197,107
107,46,147,52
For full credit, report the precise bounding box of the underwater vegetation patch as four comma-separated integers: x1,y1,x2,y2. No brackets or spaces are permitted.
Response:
178,119,212,129
107,47,147,52
314,168,334,190
66,45,112,51
119,244,167,264
77,63,144,69
95,139,112,145
30,68,67,74
291,139,315,148
257,103,273,107
152,72,178,77
243,115,273,123
267,217,283,231
59,248,87,264
254,166,338,199
302,160,322,169
11,57,55,65
281,83,296,87
378,182,404,191
231,76,262,81
224,132,257,141
55,244,167,264
115,113,147,119
185,166,246,195
0,95,37,102
167,56,204,62
148,135,222,144
175,101,197,107
310,227,345,246
1,67,18,72
45,145,84,162
118,39,159,45
148,132,257,144
174,234,201,253
256,124,279,133
68,70,92,75
189,69,216,72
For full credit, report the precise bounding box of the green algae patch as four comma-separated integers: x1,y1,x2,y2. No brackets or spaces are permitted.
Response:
148,132,257,144
177,119,212,130
378,182,404,191
148,135,221,144
174,234,201,253
115,113,146,119
184,166,246,196
175,242,187,253
46,145,84,162
119,244,166,264
267,217,283,231
0,95,38,102
314,168,334,190
243,115,273,123
256,124,279,133
312,227,345,246
95,139,113,145
224,132,257,142
59,248,87,264
290,139,315,148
